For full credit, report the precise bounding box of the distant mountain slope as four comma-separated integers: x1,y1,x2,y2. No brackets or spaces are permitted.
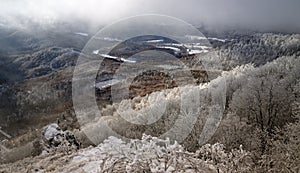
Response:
0,24,90,54
220,33,300,66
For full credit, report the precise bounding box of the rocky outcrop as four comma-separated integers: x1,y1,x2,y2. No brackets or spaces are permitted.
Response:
0,123,80,164
41,123,80,153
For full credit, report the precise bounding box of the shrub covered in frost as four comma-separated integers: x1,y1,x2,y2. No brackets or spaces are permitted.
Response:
196,143,253,172
66,134,253,173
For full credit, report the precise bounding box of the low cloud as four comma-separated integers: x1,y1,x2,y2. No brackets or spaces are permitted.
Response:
0,0,300,32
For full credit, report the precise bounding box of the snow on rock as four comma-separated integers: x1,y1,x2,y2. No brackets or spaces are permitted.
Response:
42,123,60,141
41,123,80,153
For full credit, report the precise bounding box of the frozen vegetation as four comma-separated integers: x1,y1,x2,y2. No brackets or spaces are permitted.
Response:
1,32,300,172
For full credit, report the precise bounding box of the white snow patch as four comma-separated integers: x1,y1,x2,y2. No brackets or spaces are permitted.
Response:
156,46,181,52
94,37,122,42
120,57,137,63
188,49,209,54
74,32,89,37
95,79,121,90
98,54,136,63
92,50,99,55
146,39,164,43
208,37,227,42
185,35,207,40
185,35,230,43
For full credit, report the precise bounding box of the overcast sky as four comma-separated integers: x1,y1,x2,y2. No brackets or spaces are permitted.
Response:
1,0,300,32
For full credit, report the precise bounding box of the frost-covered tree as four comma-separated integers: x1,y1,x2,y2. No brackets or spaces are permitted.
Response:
230,56,299,153
258,114,300,173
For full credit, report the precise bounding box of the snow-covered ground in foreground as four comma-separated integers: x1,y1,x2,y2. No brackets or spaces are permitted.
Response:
65,135,217,173
0,134,252,173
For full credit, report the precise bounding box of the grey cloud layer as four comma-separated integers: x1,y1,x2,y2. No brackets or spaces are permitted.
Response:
0,0,300,32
